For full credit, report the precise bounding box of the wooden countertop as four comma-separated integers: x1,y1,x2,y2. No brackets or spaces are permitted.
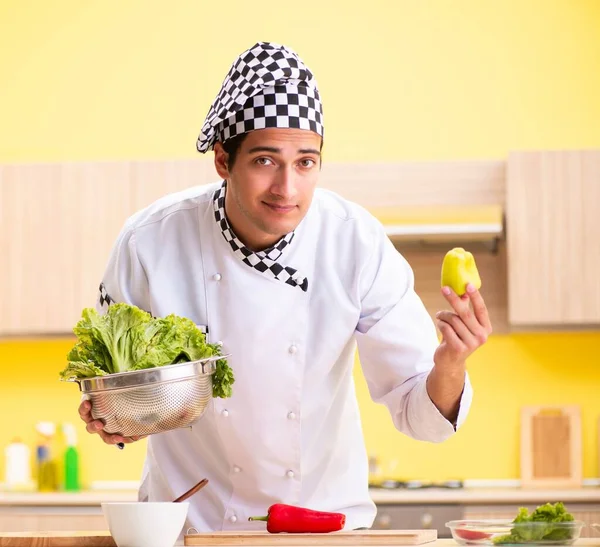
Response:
0,537,598,547
1,488,599,506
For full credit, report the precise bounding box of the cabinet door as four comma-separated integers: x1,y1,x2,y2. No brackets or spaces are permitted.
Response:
506,150,600,326
373,504,462,538
0,159,216,335
0,162,132,334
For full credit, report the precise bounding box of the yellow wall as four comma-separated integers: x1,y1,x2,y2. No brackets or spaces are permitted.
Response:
1,1,599,163
1,1,599,488
355,332,600,482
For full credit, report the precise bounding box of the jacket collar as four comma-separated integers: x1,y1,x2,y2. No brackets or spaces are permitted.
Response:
213,181,308,292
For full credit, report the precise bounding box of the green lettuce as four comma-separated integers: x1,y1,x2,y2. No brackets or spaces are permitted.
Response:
493,502,575,544
60,303,234,398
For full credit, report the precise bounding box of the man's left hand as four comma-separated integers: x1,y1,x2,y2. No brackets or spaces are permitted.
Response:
434,283,493,370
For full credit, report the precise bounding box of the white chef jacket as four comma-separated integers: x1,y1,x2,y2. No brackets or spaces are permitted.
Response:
96,181,472,532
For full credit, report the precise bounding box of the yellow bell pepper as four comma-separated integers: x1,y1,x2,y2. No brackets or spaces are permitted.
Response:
441,247,482,296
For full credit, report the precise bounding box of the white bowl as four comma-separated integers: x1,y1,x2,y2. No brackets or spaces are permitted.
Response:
102,502,190,547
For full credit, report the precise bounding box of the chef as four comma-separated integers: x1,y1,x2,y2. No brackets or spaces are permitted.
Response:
79,42,492,531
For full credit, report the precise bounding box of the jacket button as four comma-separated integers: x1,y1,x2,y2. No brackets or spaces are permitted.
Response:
287,411,296,420
286,470,295,478
288,345,297,354
222,409,229,417
233,465,241,473
213,273,222,281
229,515,237,523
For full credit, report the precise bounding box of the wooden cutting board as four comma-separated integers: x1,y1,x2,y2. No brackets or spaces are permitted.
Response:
184,529,438,546
0,532,115,547
520,405,582,488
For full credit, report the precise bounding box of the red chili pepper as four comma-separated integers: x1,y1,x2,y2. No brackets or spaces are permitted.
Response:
248,503,346,533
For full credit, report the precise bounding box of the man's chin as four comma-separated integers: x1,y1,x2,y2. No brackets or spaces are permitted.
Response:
261,220,299,238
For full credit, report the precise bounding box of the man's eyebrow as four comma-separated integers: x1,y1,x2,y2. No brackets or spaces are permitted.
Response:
247,146,280,154
247,146,321,156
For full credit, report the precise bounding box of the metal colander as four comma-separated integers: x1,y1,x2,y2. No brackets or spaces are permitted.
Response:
72,357,220,437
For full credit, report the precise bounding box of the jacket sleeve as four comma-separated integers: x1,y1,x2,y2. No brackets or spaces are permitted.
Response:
95,221,151,315
354,222,472,443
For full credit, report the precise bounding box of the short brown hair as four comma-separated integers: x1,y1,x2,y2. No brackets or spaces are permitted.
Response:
222,133,249,170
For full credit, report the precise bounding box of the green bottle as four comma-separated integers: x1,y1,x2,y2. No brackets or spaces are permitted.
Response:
62,423,80,492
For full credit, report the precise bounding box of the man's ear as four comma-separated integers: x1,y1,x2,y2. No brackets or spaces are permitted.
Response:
213,143,230,179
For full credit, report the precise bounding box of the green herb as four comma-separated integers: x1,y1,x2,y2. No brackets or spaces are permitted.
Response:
60,303,234,398
493,502,575,544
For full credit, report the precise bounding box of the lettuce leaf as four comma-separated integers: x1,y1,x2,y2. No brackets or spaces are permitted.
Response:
493,502,575,544
211,355,235,399
60,303,234,398
69,304,154,374
60,360,107,379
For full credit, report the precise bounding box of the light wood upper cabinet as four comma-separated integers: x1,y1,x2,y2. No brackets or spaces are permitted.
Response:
0,157,506,335
0,162,133,334
0,160,211,335
2,152,597,334
506,150,600,326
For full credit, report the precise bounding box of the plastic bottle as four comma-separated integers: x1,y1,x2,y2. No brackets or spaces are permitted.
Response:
35,422,58,492
4,438,34,491
62,423,80,492
368,454,382,487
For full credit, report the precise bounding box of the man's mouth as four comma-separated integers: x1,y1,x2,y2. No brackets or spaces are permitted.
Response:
263,202,297,213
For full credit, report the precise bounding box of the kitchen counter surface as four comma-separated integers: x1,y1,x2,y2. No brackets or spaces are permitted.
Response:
180,540,600,547
0,536,598,547
1,488,600,506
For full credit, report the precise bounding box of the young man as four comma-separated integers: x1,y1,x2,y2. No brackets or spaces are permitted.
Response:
79,42,492,531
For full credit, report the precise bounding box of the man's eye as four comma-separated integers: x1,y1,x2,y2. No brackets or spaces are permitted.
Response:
299,159,316,168
255,157,272,166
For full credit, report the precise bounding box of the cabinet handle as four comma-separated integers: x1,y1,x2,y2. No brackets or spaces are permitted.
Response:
421,512,433,528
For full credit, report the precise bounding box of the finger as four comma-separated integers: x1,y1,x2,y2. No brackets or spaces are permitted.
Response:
99,431,126,445
437,319,467,353
442,286,480,332
78,400,92,422
111,435,127,444
86,420,105,434
441,286,470,314
466,284,493,333
120,436,139,444
436,311,477,347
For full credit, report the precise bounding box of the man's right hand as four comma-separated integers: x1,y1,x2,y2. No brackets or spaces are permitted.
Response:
78,400,146,445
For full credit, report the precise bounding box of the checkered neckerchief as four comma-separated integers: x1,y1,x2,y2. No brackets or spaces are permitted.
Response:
213,182,308,292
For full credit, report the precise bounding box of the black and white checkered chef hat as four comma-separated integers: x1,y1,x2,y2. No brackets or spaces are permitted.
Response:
196,42,324,153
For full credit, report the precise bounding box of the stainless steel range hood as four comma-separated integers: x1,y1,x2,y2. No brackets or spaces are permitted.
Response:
369,204,504,244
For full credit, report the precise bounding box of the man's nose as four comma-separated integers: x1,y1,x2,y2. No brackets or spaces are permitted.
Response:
271,166,298,200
